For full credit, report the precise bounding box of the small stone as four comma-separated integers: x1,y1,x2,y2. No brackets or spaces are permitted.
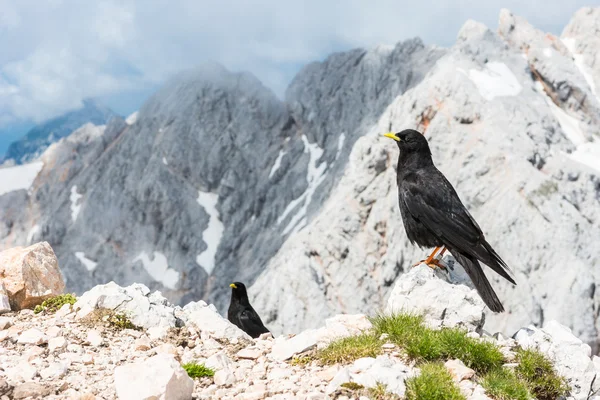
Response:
45,326,63,338
239,391,268,400
5,363,37,382
316,365,339,382
40,362,68,379
379,333,389,341
49,336,68,353
134,335,152,351
381,343,395,349
125,329,143,338
86,330,103,347
23,346,45,361
258,332,273,340
147,326,168,340
55,303,72,318
17,328,47,345
306,394,328,400
67,343,83,353
237,348,262,360
0,317,11,330
214,369,237,386
0,330,8,342
20,309,34,316
155,343,179,360
0,283,10,314
12,382,51,399
466,332,480,339
445,359,475,381
82,353,94,365
271,329,319,361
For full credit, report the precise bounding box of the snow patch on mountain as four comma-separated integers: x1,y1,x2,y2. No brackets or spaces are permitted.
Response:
75,252,98,272
0,161,44,196
562,38,599,102
134,251,179,290
269,150,286,178
336,133,346,160
464,62,522,100
70,186,83,222
126,111,139,125
196,191,223,275
535,81,586,145
278,135,328,235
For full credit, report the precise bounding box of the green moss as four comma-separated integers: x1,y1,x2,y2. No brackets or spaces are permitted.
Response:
405,362,465,400
314,332,382,365
371,313,503,374
106,312,139,330
515,349,569,400
81,309,141,331
340,382,364,390
182,362,214,379
481,368,532,400
34,294,77,314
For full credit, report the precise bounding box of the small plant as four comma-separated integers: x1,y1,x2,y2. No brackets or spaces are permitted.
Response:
371,313,504,374
81,309,141,331
405,362,465,400
515,348,569,400
367,382,401,400
182,362,214,379
314,332,382,365
481,368,532,400
340,382,364,390
34,294,77,314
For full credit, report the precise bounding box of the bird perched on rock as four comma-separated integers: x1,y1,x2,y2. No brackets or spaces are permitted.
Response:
227,282,270,338
383,129,516,312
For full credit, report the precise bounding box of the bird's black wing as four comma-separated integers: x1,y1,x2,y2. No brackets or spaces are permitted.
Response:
239,306,269,337
400,168,515,284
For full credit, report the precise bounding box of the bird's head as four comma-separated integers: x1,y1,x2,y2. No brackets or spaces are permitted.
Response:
383,129,431,155
229,281,248,298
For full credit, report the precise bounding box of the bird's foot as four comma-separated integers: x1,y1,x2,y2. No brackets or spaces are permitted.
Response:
425,258,447,270
412,259,425,267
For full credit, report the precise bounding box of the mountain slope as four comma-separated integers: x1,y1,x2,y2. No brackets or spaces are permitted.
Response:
3,99,119,164
251,9,600,349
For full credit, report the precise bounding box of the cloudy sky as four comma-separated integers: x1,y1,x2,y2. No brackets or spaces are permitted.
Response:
0,0,592,148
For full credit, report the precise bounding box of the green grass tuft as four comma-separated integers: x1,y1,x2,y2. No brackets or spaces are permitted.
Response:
371,313,504,374
182,362,214,379
107,312,139,330
481,368,532,400
405,362,465,400
367,382,401,400
515,349,569,400
315,332,382,365
34,294,77,314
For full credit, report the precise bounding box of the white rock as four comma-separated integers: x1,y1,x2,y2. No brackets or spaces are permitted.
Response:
0,316,12,330
45,326,62,338
114,353,193,400
385,264,485,332
0,283,10,314
236,348,262,360
348,355,415,397
134,335,152,351
40,361,68,379
75,282,176,329
326,367,351,394
323,314,372,340
148,326,169,340
445,359,475,381
5,363,38,382
182,302,250,342
270,329,320,361
86,330,103,347
514,320,597,399
48,336,68,353
17,328,47,345
55,303,73,318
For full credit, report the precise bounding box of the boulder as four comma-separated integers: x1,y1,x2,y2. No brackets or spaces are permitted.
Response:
114,353,193,400
0,242,64,310
385,263,486,332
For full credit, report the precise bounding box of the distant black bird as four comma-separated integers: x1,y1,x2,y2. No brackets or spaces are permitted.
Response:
227,282,270,338
383,129,516,312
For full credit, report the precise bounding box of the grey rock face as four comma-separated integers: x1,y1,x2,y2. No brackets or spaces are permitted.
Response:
4,99,119,164
0,41,441,316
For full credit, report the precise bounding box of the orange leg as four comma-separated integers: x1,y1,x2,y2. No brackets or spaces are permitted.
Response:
413,246,448,270
413,246,441,267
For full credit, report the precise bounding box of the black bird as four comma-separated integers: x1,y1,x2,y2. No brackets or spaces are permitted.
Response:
383,129,516,312
227,282,270,338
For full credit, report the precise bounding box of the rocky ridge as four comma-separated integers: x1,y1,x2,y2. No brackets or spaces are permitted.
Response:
1,253,599,400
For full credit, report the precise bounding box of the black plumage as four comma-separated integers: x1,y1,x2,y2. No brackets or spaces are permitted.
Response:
384,129,516,312
227,282,270,338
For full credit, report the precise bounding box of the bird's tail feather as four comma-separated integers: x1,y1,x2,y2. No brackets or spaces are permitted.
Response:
474,241,516,285
450,250,505,313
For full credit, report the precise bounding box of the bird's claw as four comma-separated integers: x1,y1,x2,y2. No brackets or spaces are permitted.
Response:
425,258,447,270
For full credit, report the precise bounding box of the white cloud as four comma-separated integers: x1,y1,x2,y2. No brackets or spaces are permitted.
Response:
0,0,592,127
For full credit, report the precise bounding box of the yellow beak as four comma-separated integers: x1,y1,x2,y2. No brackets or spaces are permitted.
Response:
383,132,400,142
229,283,237,289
